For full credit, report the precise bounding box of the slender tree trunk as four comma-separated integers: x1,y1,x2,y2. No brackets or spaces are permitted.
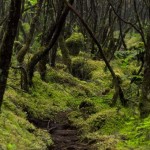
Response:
91,0,98,54
140,26,150,118
0,0,21,109
50,43,58,67
38,47,48,81
59,33,72,71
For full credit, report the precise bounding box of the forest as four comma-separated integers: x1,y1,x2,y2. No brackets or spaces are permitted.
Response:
0,0,150,149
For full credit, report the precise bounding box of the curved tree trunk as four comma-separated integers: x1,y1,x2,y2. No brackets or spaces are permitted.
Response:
17,0,43,64
0,0,21,109
140,26,150,118
38,0,64,79
27,0,74,86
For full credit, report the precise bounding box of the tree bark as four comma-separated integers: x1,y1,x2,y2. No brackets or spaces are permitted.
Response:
0,0,21,109
59,33,72,71
140,26,150,118
50,43,58,67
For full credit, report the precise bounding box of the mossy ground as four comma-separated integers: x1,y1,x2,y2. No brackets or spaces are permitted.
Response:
0,42,149,149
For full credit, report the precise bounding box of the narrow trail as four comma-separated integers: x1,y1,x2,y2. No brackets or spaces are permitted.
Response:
49,122,89,150
49,111,94,150
29,110,96,150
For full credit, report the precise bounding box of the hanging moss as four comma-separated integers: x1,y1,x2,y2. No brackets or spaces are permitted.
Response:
66,32,84,56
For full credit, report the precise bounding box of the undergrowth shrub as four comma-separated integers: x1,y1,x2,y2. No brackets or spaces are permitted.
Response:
66,32,84,56
79,100,97,116
71,58,94,80
125,33,141,49
114,50,142,69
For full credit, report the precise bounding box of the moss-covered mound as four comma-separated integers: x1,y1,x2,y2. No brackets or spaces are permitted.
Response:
66,32,84,56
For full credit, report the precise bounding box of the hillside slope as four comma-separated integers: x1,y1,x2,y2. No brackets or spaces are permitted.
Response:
0,54,150,150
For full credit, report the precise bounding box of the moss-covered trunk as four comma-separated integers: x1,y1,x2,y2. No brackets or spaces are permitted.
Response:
38,47,48,81
59,34,72,71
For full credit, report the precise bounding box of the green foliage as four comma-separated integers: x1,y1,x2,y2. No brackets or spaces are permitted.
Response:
28,0,37,5
66,32,84,56
117,115,150,149
115,51,133,59
22,23,30,34
73,25,80,32
7,143,16,150
31,37,41,53
114,50,142,71
125,33,141,49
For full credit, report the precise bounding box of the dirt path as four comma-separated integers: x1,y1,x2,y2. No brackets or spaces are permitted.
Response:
49,123,89,149
29,111,95,150
48,111,94,150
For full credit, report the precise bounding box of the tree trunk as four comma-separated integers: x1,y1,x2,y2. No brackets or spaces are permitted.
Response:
38,47,48,81
50,43,58,68
140,26,150,118
27,0,74,85
59,34,72,71
0,0,21,109
38,0,64,79
17,0,43,64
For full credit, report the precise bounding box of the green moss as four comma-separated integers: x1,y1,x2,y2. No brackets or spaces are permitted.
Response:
117,115,150,149
22,23,30,34
66,32,84,56
71,57,94,80
2,65,102,149
0,110,52,150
